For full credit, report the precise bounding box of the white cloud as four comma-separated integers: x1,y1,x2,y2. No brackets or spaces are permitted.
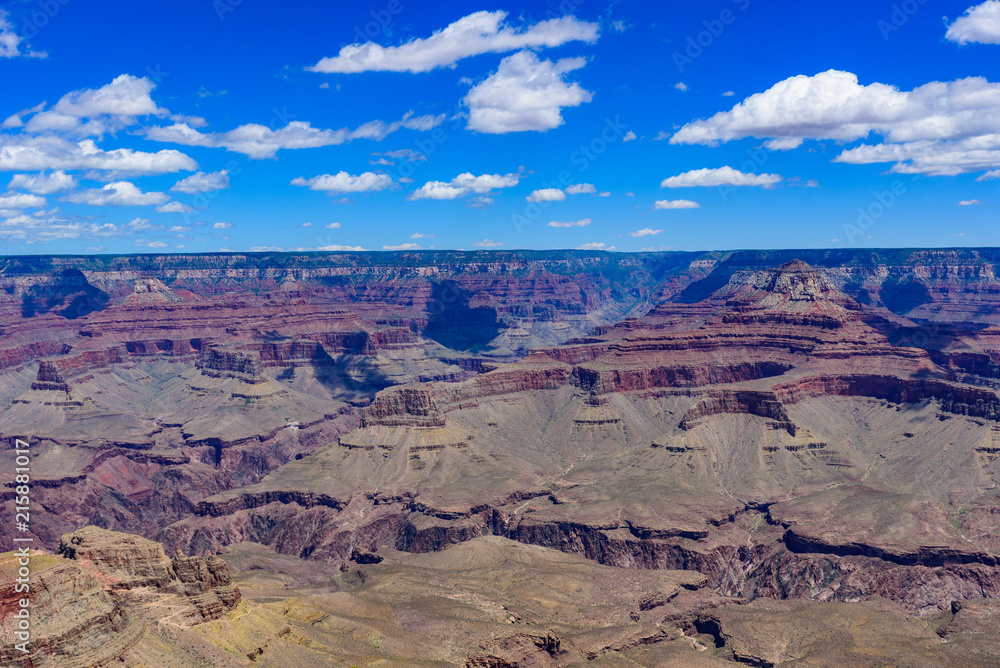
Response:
372,149,427,162
147,112,444,159
9,75,179,138
383,243,422,250
654,199,700,209
409,172,521,200
976,169,1000,181
213,222,232,229
170,169,230,194
465,51,593,134
52,74,166,124
451,172,521,192
0,210,111,242
630,228,663,237
316,244,368,252
126,218,163,232
565,183,596,194
578,242,615,250
410,232,435,238
612,20,631,33
409,181,466,200
473,239,505,247
946,1,1000,44
318,244,366,251
598,191,611,197
7,170,75,194
156,201,194,214
0,9,44,59
958,199,983,205
139,240,168,248
64,181,170,206
548,218,592,228
722,91,735,97
661,167,782,188
622,130,637,142
0,193,46,209
291,171,393,193
325,222,342,229
309,10,598,73
672,69,1000,176
527,188,566,202
675,82,689,92
0,136,197,176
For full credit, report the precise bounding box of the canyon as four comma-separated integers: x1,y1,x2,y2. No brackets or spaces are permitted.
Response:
2,248,1000,665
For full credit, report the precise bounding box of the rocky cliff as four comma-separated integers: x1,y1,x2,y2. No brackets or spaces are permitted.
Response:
0,527,240,667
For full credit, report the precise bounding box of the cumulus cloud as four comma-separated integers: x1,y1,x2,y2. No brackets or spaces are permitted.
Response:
958,199,983,205
654,199,700,209
309,10,598,73
946,1,1000,44
7,171,75,195
409,172,522,200
622,130,637,142
671,69,1000,176
577,242,615,250
472,239,505,247
464,51,593,134
383,243,422,250
565,183,596,194
147,112,444,159
0,9,45,59
0,136,197,176
978,169,1000,180
0,210,113,242
630,228,663,237
0,193,46,209
409,182,466,200
548,218,592,228
126,217,163,232
7,75,182,140
171,169,230,194
318,244,366,251
326,222,342,229
675,82,689,92
63,181,170,206
661,167,782,188
526,188,566,202
213,222,232,229
410,232,434,239
156,201,194,214
291,171,394,194
53,75,167,125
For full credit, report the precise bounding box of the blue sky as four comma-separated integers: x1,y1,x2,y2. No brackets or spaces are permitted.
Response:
0,0,998,254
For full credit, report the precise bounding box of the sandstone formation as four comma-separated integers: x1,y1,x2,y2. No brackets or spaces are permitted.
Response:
0,527,239,667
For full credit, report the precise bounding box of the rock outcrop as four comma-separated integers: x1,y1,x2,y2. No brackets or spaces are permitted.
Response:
1,527,240,667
